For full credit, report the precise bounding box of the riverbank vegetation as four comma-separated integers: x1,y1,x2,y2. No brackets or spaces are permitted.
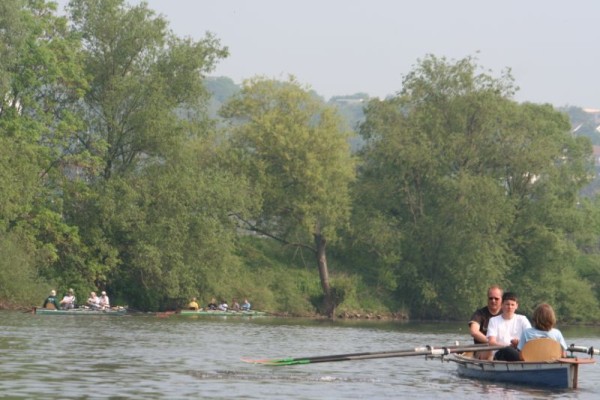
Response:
2,0,600,322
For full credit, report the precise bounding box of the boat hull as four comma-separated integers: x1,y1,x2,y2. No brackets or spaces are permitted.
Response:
34,307,127,316
177,310,267,317
452,354,593,389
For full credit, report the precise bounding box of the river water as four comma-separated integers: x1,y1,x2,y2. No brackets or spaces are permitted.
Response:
1,311,599,399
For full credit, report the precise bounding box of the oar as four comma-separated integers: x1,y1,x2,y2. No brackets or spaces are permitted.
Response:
568,344,600,356
242,343,506,366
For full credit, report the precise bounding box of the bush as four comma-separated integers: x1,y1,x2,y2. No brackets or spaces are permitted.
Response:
0,234,49,308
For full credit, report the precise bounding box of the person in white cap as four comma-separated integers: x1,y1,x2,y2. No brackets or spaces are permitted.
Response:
42,290,60,310
99,291,110,310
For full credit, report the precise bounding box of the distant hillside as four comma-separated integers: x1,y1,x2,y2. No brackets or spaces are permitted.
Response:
204,76,368,119
204,76,368,150
560,106,600,145
559,106,600,197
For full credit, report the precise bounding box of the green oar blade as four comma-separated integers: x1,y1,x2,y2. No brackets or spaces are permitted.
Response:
242,357,307,365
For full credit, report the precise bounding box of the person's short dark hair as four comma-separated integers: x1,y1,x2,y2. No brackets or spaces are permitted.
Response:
502,292,518,303
532,303,556,331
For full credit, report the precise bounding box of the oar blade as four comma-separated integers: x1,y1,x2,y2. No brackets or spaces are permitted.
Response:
241,357,279,365
241,357,304,366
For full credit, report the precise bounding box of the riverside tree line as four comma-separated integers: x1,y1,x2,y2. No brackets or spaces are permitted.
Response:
2,0,600,321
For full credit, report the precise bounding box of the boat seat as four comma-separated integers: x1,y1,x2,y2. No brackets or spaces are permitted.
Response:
45,303,56,310
521,338,562,362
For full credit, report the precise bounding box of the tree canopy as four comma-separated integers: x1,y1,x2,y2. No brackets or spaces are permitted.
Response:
353,55,596,319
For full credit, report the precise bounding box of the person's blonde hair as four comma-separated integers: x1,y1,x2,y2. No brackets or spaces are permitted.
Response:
532,303,557,331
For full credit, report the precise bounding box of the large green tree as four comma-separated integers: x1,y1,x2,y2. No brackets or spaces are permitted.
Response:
220,77,356,317
61,0,246,308
0,0,88,301
356,55,596,319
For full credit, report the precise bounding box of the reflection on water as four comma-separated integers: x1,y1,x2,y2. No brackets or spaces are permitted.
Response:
0,311,599,399
187,369,379,384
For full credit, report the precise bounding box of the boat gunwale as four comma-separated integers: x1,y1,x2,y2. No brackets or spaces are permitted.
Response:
176,309,267,316
33,307,127,315
451,353,595,366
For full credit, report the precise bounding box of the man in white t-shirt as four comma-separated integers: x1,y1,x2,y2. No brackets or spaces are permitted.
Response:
486,292,531,361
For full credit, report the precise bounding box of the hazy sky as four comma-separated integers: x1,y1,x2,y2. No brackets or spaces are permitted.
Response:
83,1,600,107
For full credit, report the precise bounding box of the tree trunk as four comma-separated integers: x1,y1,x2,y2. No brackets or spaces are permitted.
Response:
314,232,334,318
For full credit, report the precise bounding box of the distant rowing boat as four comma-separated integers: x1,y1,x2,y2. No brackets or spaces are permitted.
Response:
33,307,127,316
177,309,268,317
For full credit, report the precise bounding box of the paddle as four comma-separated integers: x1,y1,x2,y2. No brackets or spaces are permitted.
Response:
568,344,600,356
242,343,506,366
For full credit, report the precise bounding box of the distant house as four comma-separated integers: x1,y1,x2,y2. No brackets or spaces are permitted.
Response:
583,108,600,133
593,145,600,166
330,97,365,105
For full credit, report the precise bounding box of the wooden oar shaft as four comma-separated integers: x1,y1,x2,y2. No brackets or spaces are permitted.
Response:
283,346,434,364
301,344,497,363
302,344,506,364
248,344,506,366
296,349,438,364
